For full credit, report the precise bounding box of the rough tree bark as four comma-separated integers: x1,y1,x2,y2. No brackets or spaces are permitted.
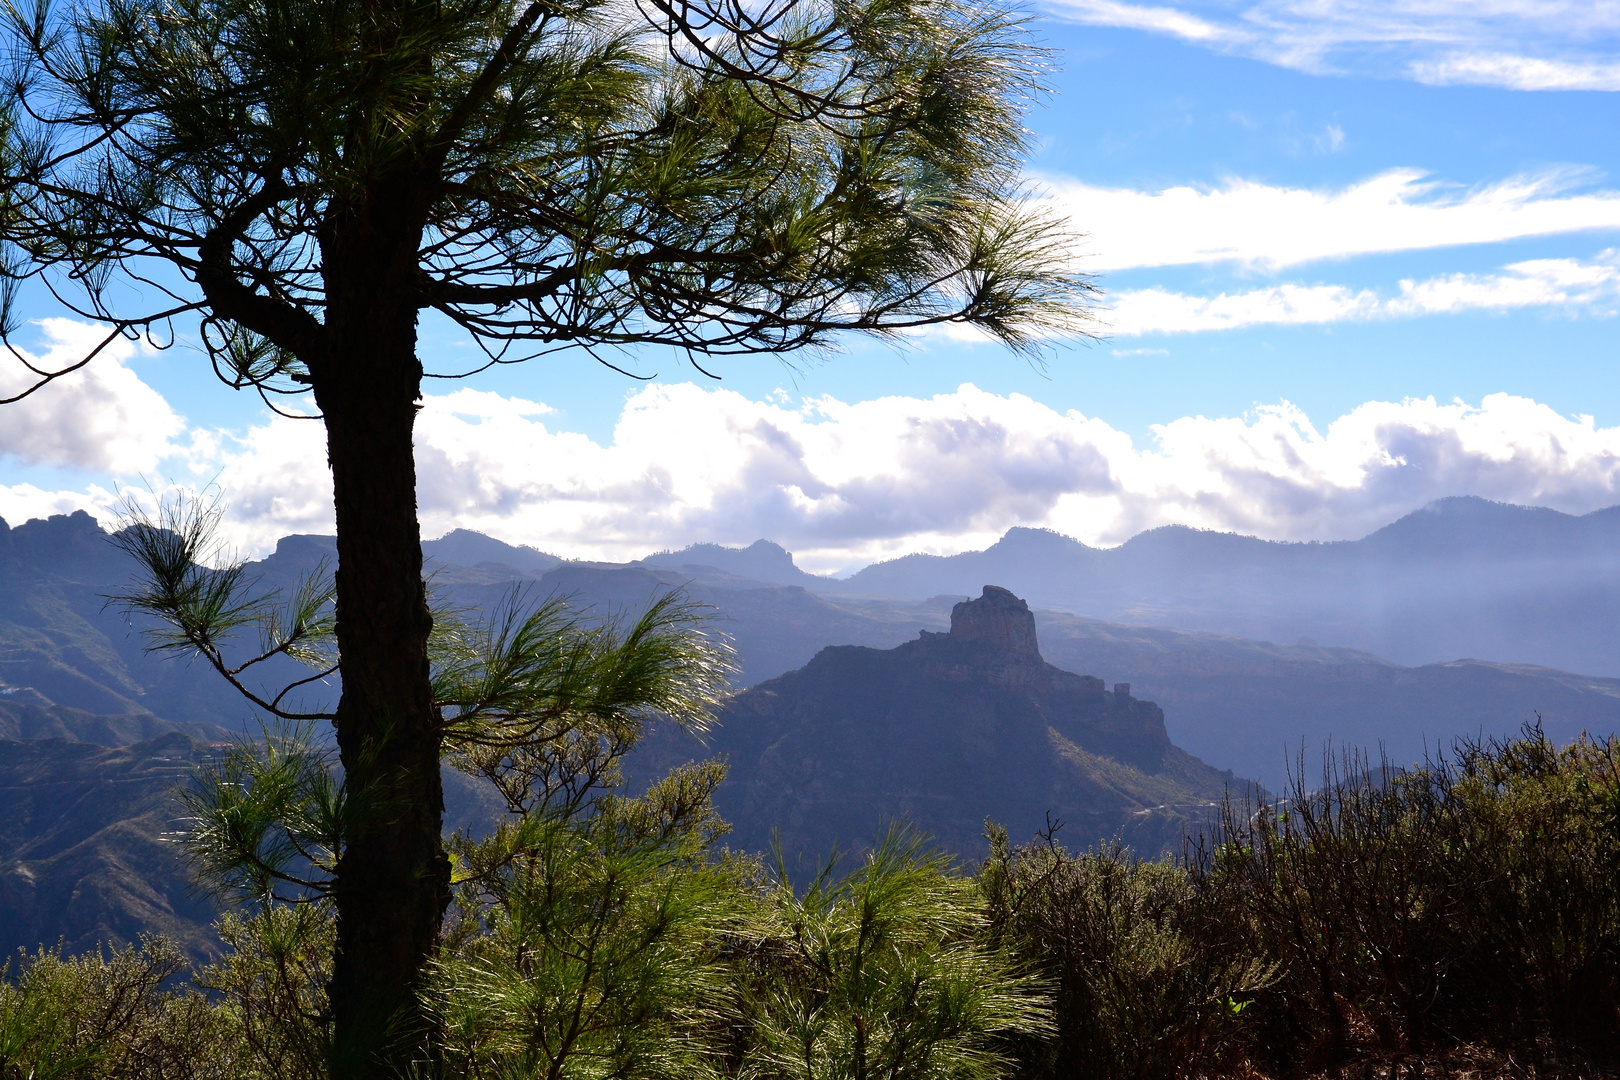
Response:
312,194,450,1077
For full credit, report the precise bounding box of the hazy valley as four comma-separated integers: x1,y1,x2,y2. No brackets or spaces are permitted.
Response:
4,496,1620,959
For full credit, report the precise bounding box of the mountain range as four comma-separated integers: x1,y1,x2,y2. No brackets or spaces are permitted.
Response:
4,497,1620,957
649,497,1620,678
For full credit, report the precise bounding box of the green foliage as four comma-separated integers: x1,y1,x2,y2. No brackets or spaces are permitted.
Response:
180,722,346,904
1443,730,1620,1039
107,493,339,723
436,590,736,818
429,766,747,1080
980,831,1272,1080
7,720,1620,1078
733,828,1049,1080
1206,725,1620,1068
196,905,335,1080
0,939,249,1079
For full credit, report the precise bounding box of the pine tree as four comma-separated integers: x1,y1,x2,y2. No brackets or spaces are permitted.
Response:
0,0,1091,1069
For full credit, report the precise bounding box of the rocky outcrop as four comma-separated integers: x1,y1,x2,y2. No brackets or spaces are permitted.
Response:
943,584,1041,658
634,586,1244,860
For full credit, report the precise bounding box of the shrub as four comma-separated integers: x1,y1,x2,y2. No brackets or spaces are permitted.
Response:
732,828,1049,1080
1206,726,1620,1070
0,938,248,1080
196,905,335,1080
980,828,1272,1080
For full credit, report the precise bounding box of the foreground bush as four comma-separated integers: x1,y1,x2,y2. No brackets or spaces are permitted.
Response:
4,708,1617,1080
0,938,248,1079
1204,726,1620,1072
981,832,1272,1080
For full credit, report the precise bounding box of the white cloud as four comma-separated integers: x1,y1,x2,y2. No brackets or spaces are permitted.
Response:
6,319,1617,572
162,382,1620,575
1107,250,1620,333
1412,52,1620,91
1051,0,1237,42
0,482,121,530
1041,0,1620,91
0,320,186,472
1047,168,1620,271
208,413,337,542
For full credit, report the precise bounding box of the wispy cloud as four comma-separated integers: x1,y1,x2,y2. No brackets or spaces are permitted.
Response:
1046,168,1620,271
1108,251,1620,333
1041,0,1620,91
1412,52,1620,91
13,379,1619,574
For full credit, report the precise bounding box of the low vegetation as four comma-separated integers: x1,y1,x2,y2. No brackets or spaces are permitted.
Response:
986,726,1620,1079
4,723,1615,1080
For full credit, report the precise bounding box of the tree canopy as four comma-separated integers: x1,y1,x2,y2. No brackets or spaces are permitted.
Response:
0,0,1089,407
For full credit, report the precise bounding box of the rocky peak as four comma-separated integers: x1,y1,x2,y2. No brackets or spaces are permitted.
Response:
949,585,1040,659
5,511,124,580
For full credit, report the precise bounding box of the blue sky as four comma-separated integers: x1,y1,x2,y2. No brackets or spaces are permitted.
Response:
4,0,1620,572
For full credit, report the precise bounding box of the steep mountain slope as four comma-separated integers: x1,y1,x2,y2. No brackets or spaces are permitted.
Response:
0,729,510,961
634,588,1244,861
0,733,221,962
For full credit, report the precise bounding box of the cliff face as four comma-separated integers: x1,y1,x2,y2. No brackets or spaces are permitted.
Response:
638,586,1244,860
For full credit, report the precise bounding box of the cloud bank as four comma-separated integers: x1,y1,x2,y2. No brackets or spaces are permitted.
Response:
9,381,1619,574
1042,0,1620,91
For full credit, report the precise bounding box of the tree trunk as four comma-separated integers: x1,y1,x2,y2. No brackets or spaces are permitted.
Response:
315,211,448,1078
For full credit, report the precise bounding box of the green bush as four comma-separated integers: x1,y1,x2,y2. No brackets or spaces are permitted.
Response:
0,938,249,1080
1441,731,1620,1048
980,830,1271,1080
733,828,1049,1080
1205,726,1620,1070
195,905,335,1080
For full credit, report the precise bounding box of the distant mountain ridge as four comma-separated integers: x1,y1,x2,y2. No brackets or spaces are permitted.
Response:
7,500,1620,783
1030,613,1620,790
638,539,825,587
679,498,1620,677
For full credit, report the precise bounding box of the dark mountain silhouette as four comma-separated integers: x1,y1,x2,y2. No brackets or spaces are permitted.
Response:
634,587,1243,861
